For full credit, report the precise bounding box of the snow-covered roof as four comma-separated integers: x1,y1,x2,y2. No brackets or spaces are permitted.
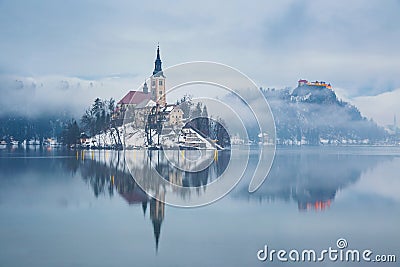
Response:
165,106,174,112
136,99,156,109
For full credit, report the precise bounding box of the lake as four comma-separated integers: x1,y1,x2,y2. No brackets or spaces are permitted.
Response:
0,146,399,266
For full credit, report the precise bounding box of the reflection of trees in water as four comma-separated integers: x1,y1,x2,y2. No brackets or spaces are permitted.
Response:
59,152,160,249
148,150,230,187
60,152,141,200
126,150,230,203
236,150,394,211
80,159,116,197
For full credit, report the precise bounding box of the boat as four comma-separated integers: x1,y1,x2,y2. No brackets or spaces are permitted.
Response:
0,140,7,149
10,140,19,146
27,139,41,146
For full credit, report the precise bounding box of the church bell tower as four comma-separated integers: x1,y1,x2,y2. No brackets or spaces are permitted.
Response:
151,45,166,106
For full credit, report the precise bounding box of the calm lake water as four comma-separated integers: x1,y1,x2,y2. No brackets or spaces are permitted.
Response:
0,147,399,267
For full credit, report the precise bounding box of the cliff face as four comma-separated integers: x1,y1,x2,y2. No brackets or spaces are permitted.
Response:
291,85,337,104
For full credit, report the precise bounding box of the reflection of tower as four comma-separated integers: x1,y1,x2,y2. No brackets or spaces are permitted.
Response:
169,165,183,186
142,201,148,216
150,191,165,252
394,115,398,135
151,45,166,106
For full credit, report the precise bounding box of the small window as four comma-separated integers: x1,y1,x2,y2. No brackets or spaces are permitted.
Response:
159,80,163,86
152,80,155,86
159,90,162,94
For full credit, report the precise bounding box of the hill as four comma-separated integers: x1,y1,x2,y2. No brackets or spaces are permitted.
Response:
262,83,387,145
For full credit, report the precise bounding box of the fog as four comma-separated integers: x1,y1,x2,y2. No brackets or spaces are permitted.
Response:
353,88,400,127
0,74,140,117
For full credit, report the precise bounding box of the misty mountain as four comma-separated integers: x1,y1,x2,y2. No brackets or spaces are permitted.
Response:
263,84,387,145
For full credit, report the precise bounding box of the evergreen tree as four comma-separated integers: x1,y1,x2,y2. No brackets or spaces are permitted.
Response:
61,119,80,145
177,95,193,119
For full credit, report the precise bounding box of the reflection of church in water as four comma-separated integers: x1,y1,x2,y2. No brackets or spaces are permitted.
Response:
117,181,165,251
119,186,165,251
68,149,229,251
109,162,166,252
64,150,166,251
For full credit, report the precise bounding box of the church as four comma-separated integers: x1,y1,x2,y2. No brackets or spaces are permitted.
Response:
114,46,183,128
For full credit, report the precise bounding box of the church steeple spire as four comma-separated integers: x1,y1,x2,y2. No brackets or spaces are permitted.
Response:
150,44,166,105
143,80,148,94
153,45,163,75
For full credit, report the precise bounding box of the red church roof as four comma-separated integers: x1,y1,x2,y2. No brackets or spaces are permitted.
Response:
119,187,149,204
118,91,151,105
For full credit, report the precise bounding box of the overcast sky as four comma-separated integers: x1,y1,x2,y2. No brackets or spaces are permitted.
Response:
0,0,399,125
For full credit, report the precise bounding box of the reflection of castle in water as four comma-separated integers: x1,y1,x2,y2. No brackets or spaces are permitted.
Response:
235,149,393,211
61,149,228,251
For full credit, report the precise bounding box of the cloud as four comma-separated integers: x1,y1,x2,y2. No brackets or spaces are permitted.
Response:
0,74,141,117
0,0,399,117
352,88,400,126
345,158,400,203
